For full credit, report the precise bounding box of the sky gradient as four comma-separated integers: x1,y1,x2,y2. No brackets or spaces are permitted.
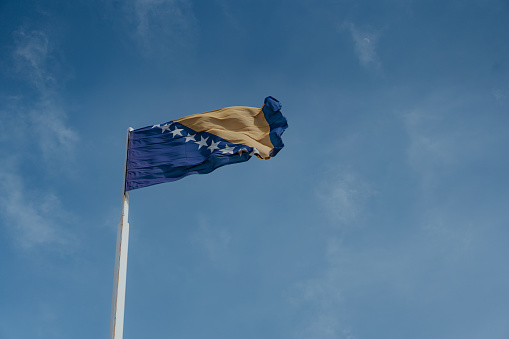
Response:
1,1,509,338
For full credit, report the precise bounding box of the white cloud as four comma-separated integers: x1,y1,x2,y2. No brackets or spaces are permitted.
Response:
422,207,476,257
493,88,506,102
291,264,355,339
316,170,373,226
288,225,471,339
291,170,373,338
404,112,453,189
216,0,242,31
402,100,485,190
0,169,75,250
29,98,78,165
343,22,381,70
0,26,78,250
126,0,196,56
10,27,78,166
13,29,52,92
191,215,232,263
402,93,495,255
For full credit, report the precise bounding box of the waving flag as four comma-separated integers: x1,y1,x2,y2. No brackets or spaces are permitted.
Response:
125,96,288,191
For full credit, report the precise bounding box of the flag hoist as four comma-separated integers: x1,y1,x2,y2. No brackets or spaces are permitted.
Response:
109,97,288,339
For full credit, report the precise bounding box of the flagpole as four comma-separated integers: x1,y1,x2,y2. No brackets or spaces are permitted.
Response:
109,127,133,339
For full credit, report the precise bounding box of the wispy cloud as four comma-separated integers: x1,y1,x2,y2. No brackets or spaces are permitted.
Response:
12,29,53,92
289,170,373,338
287,221,477,339
125,0,196,56
421,207,476,257
343,22,381,70
402,92,497,255
191,215,232,264
0,168,75,250
290,261,356,339
403,103,482,189
0,26,78,250
316,169,373,226
10,27,78,166
215,0,242,31
492,88,506,102
29,98,78,165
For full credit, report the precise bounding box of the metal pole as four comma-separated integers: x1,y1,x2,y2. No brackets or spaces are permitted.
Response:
109,127,133,339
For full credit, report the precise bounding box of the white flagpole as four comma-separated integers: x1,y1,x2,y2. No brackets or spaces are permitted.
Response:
109,127,133,339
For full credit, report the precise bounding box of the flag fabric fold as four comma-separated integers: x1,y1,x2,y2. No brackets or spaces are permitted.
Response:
125,96,288,191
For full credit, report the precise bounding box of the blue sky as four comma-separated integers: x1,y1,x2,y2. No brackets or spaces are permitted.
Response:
1,0,509,338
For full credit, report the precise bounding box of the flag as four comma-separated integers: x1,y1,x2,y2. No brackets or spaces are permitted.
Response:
125,96,288,191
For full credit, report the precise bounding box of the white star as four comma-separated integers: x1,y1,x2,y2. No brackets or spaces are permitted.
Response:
207,140,221,152
152,124,161,129
170,126,184,137
184,133,196,142
249,147,259,156
195,136,209,149
237,148,248,155
220,145,235,154
160,124,172,133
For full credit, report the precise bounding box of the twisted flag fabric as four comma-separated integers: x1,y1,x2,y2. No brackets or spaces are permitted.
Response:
125,96,288,191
